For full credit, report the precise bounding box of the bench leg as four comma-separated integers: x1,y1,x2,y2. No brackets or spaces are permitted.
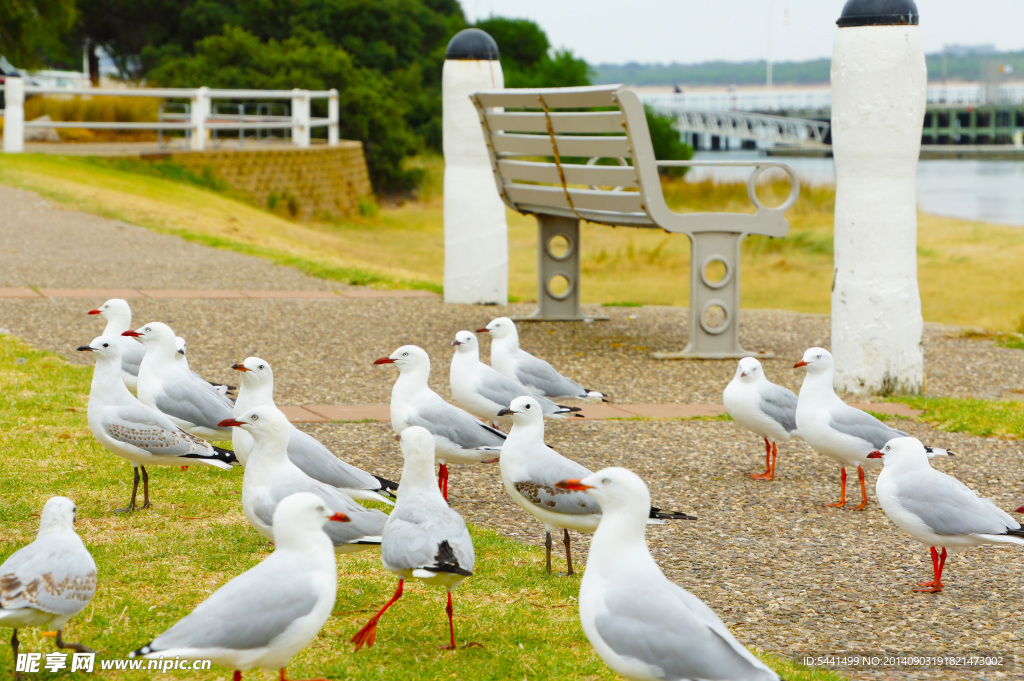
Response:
653,232,769,360
515,215,607,322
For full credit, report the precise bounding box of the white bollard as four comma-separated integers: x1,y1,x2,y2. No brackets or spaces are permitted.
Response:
291,89,310,148
831,0,926,395
328,89,339,146
442,28,508,305
2,77,25,153
190,86,209,151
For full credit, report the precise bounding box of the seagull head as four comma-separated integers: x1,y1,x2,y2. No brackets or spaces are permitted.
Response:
122,321,175,347
478,316,516,339
272,492,350,541
867,437,932,468
218,405,288,435
373,345,429,372
77,335,122,360
174,336,187,357
38,496,78,535
556,467,652,518
793,347,833,372
232,356,274,387
497,395,544,425
735,357,763,381
450,330,478,352
87,298,131,325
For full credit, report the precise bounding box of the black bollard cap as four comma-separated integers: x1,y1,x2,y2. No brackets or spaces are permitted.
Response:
445,28,500,61
837,0,918,27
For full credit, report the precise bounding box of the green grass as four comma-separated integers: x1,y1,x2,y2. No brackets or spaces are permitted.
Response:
0,333,826,680
898,395,1024,439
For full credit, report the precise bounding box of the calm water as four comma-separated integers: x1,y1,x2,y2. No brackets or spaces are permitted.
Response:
689,150,1024,227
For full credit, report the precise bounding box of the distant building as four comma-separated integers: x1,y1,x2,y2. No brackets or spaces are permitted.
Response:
944,44,997,57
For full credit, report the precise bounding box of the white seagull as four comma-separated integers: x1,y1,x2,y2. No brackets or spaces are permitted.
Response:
351,427,475,651
130,492,348,679
374,345,505,500
222,407,388,554
230,356,397,503
79,337,237,511
478,316,608,402
1,497,97,678
498,396,695,575
556,468,781,681
794,347,949,510
88,298,144,394
449,330,581,426
126,321,235,441
723,357,798,480
869,437,1024,593
174,335,236,398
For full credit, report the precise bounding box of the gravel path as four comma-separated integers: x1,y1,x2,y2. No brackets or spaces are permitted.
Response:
2,183,1022,679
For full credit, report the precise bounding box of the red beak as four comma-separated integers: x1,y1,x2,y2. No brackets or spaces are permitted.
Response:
793,360,808,368
1016,505,1024,514
450,339,462,346
122,330,142,337
476,327,489,333
555,478,593,491
373,357,396,365
329,512,350,522
218,418,245,428
867,450,883,459
87,309,101,315
232,363,250,372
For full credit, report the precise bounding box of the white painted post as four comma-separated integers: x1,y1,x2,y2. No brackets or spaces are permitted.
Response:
831,0,926,394
291,89,310,147
2,77,25,153
442,28,508,305
190,86,209,151
328,88,339,146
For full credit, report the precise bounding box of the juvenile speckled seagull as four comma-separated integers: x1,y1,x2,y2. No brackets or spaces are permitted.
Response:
869,437,1024,593
126,321,235,441
88,298,145,394
723,357,798,480
230,356,397,503
499,396,695,575
556,468,781,681
478,316,608,402
221,407,388,554
1,497,97,681
794,347,949,510
351,427,475,651
449,330,581,426
79,337,237,512
375,345,505,500
130,492,348,680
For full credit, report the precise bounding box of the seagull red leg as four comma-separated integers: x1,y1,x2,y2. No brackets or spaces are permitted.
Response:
351,579,404,650
915,547,947,593
770,441,778,479
825,467,848,507
437,463,449,501
443,590,457,650
751,438,773,480
852,466,868,510
233,672,242,681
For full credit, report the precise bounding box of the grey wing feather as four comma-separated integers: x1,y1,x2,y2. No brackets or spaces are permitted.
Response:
382,506,474,574
829,406,906,449
0,536,97,616
758,383,798,433
149,565,317,651
897,472,1020,536
120,342,144,378
409,400,505,449
596,583,778,681
305,481,387,544
251,494,279,528
512,449,599,515
154,377,234,430
513,353,586,398
288,429,381,490
104,406,215,457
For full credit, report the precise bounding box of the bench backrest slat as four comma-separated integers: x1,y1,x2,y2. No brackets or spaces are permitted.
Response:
491,133,632,160
496,159,640,189
504,184,646,215
473,85,620,109
483,111,626,135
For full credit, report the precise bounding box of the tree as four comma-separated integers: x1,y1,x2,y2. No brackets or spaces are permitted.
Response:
473,17,591,88
0,0,77,68
645,105,693,178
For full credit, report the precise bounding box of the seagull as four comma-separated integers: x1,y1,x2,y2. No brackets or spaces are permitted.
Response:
230,356,397,504
221,407,388,554
498,396,695,575
88,298,144,394
130,492,348,679
375,345,505,500
1,497,97,681
174,335,236,399
723,357,798,480
869,437,1024,593
351,427,474,651
556,468,781,681
449,330,581,426
126,321,235,441
79,337,237,512
794,347,949,510
478,316,608,402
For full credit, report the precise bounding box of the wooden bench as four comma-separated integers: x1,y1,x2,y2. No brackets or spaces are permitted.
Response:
470,84,799,359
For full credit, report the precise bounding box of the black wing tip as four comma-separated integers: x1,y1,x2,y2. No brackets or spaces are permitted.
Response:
432,539,472,576
128,644,153,658
557,404,584,413
650,506,698,521
373,476,400,496
212,445,239,464
1005,527,1024,539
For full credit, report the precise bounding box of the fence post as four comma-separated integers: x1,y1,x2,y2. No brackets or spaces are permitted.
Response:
328,88,339,146
2,77,25,153
190,86,209,151
291,89,310,147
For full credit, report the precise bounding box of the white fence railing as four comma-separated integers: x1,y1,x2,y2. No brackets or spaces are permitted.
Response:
0,78,340,153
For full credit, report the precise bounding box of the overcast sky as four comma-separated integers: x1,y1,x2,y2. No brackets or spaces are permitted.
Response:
458,1,1024,65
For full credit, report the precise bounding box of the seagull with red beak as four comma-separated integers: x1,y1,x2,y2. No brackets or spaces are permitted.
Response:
723,357,798,481
869,437,1021,593
87,298,144,394
374,345,504,500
